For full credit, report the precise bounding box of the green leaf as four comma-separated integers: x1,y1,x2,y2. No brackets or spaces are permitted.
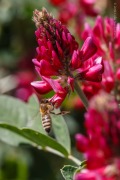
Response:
0,95,29,127
0,125,31,146
27,94,46,134
28,94,40,115
0,95,69,157
0,95,31,146
51,111,71,154
0,94,46,135
61,165,78,180
0,124,69,157
21,128,68,157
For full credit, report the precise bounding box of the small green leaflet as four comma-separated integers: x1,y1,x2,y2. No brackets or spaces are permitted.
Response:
61,165,78,180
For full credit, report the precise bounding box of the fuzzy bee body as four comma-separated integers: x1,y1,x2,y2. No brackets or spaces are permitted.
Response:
41,113,52,133
40,99,54,133
40,99,69,133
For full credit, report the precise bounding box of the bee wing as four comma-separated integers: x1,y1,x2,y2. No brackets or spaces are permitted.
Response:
27,110,40,127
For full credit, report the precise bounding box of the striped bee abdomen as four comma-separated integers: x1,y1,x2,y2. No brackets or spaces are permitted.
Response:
42,114,51,133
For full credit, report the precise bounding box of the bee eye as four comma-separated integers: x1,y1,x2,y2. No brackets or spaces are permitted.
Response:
41,99,48,103
45,99,49,103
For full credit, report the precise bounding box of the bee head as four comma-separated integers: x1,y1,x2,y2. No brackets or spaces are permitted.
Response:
40,99,49,104
40,99,54,112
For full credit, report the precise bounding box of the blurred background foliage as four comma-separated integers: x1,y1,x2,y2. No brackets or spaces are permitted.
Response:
0,0,119,179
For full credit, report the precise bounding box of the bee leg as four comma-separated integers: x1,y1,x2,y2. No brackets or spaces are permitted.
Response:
50,111,70,115
60,111,70,115
50,112,56,115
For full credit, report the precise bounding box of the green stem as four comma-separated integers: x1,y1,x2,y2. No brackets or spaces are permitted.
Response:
45,146,65,157
68,155,81,166
39,146,81,166
74,80,88,110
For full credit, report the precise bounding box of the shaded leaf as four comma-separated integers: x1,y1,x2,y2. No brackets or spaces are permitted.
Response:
0,124,69,157
27,94,40,117
51,111,71,154
22,128,69,157
27,94,46,134
0,126,31,146
0,95,29,127
0,95,70,157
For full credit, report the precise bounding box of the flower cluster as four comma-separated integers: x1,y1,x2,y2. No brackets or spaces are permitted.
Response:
82,16,116,60
75,91,120,179
50,0,99,22
31,8,103,108
71,16,120,109
82,16,120,93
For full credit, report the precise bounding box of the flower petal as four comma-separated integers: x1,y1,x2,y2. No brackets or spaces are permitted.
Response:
70,50,81,69
67,76,74,91
40,60,58,76
32,58,41,67
75,134,88,152
52,50,62,69
81,37,97,61
31,81,52,94
84,64,103,82
50,91,67,108
42,76,66,94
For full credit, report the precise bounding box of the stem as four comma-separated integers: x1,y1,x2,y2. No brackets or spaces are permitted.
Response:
74,80,88,110
45,146,65,158
37,146,81,166
68,155,81,166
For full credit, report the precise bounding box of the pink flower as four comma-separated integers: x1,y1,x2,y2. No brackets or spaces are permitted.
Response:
58,0,99,25
49,0,67,6
50,91,68,108
82,81,101,98
75,166,119,180
75,56,103,82
75,91,120,179
81,16,120,96
59,2,78,24
31,8,103,107
79,0,99,17
102,61,114,92
31,81,53,94
82,16,120,69
15,71,35,101
116,68,120,80
115,23,120,48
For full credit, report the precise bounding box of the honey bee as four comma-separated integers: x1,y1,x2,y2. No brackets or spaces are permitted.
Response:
40,99,69,133
40,99,54,133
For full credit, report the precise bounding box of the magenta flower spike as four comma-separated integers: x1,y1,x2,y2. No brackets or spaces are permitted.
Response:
75,91,120,179
31,8,103,108
81,16,120,99
82,16,120,64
